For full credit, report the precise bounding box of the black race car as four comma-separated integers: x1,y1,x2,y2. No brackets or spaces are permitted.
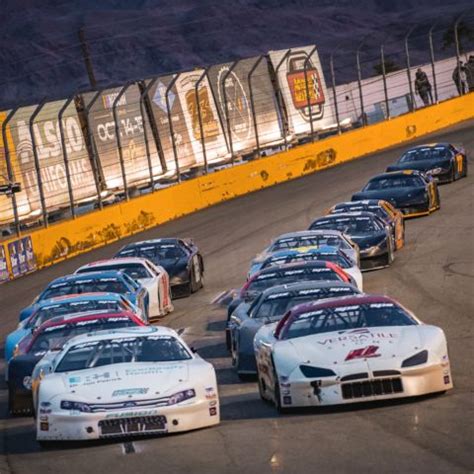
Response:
386,143,468,184
351,170,440,218
309,211,395,271
115,238,204,298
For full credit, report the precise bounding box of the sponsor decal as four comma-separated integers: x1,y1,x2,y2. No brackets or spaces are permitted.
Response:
105,409,159,419
318,331,397,346
205,387,217,400
68,371,122,387
0,245,8,282
209,400,217,407
209,407,217,416
153,81,175,113
40,422,49,431
443,375,450,385
7,240,21,278
112,388,149,397
345,345,381,361
282,396,292,405
125,364,183,376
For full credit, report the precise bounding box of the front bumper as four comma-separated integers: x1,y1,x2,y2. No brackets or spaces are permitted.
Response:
278,363,452,408
37,397,220,441
399,202,431,218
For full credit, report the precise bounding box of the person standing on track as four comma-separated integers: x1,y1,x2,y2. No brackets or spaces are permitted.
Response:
452,61,468,95
414,68,433,106
465,56,474,93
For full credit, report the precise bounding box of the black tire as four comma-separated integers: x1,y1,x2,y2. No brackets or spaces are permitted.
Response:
385,239,394,266
258,377,271,403
38,440,56,450
272,364,290,414
8,384,32,416
451,166,456,182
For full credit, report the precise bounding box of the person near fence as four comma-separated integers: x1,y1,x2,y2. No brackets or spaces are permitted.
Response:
465,56,474,93
414,68,433,106
452,61,467,95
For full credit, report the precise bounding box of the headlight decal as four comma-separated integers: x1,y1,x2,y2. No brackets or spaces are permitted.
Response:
401,350,428,367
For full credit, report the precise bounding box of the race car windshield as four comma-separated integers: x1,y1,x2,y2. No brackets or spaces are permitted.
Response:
246,269,341,293
271,235,350,251
29,319,137,355
42,279,129,299
28,300,125,328
281,303,417,340
118,244,186,263
55,336,192,372
334,205,387,220
255,287,357,319
311,217,382,233
77,263,151,280
399,146,450,163
363,175,425,190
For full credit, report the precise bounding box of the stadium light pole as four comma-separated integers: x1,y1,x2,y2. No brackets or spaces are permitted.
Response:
195,68,209,174
1,107,21,235
58,96,76,218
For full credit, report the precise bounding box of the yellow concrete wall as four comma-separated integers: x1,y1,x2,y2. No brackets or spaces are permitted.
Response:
2,93,473,276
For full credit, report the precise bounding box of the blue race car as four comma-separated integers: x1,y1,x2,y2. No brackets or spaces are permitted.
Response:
386,143,468,184
115,238,204,298
4,292,142,364
351,170,440,218
17,271,149,324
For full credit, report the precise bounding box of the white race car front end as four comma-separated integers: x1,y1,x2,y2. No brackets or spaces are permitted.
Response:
256,324,452,409
36,360,219,441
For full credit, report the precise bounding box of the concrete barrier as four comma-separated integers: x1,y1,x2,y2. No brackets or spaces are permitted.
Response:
2,93,473,277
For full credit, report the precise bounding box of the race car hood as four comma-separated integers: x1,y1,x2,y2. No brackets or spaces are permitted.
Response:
156,258,188,277
54,361,191,401
387,159,451,173
273,326,442,377
352,187,426,208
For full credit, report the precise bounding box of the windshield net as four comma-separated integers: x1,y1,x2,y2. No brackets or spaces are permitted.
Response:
282,303,417,339
55,335,191,372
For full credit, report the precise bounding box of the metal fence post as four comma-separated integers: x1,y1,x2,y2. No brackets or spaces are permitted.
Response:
404,26,416,109
165,74,181,182
454,12,466,96
247,55,264,156
380,43,390,119
304,46,318,141
274,49,292,150
356,38,367,126
58,96,76,218
222,61,239,165
195,69,209,174
329,53,341,134
2,107,21,235
112,83,131,200
29,101,48,227
428,22,439,103
84,90,104,210
139,78,158,191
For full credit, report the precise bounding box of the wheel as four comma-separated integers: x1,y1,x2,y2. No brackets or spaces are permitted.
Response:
38,440,56,449
258,377,271,403
272,366,290,414
450,166,456,182
385,239,394,266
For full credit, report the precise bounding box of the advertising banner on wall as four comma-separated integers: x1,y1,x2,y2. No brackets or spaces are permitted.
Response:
7,239,21,278
268,46,333,136
84,85,162,190
207,57,283,153
0,244,9,283
2,101,98,219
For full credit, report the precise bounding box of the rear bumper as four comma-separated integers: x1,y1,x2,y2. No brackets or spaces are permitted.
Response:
278,363,452,408
37,398,220,441
360,253,389,271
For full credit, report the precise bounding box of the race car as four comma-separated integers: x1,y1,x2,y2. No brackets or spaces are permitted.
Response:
18,271,150,323
225,261,354,349
229,281,360,377
256,246,363,290
254,294,453,412
249,230,360,275
351,170,440,218
310,212,395,271
8,311,145,415
5,292,143,365
32,326,219,444
386,143,468,184
115,238,204,298
328,200,405,251
75,257,173,319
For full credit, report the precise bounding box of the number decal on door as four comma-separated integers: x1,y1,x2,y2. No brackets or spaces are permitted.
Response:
456,154,463,174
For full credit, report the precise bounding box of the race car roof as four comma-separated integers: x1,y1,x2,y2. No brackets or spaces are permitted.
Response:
406,142,449,150
37,292,123,306
289,294,395,316
333,200,383,208
120,238,181,248
313,211,379,220
78,257,151,268
260,280,358,298
267,245,342,259
272,229,346,240
48,270,127,285
369,169,425,179
60,325,179,349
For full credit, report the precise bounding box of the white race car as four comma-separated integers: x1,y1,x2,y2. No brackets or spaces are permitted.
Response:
76,257,173,319
255,294,452,412
32,326,219,444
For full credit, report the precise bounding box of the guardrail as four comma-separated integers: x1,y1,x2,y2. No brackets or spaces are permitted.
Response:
1,91,473,282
